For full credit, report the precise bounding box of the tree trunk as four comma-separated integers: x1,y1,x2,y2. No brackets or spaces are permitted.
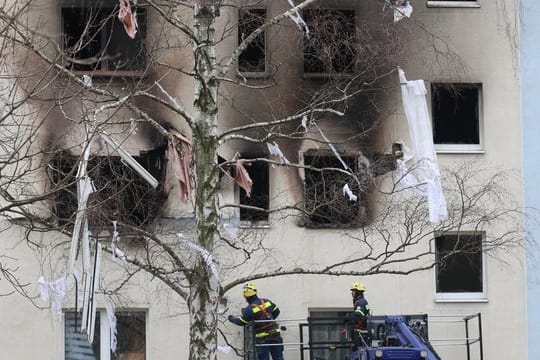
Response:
188,5,221,360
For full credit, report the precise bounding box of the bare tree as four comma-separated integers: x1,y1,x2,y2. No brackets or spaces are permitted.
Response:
0,1,524,359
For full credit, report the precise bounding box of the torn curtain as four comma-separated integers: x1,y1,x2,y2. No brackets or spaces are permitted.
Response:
234,159,253,198
118,0,138,39
168,131,193,202
398,68,448,223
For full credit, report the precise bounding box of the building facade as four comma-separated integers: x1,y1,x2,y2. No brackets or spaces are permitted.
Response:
0,1,525,360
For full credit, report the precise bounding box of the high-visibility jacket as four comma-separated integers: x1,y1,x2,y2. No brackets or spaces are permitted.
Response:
351,295,370,330
229,296,281,338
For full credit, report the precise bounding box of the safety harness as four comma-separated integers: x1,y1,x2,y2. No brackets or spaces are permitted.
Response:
250,298,280,338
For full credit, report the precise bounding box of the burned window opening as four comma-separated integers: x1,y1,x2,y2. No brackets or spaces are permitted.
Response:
431,83,480,145
62,4,146,74
49,148,166,232
238,8,266,73
239,157,269,222
303,9,357,74
303,153,366,228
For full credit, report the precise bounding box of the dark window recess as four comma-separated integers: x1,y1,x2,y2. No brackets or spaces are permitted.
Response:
304,154,365,228
114,312,146,359
49,148,166,231
239,159,269,222
64,311,146,360
435,233,483,293
238,9,266,73
303,9,356,74
431,83,480,145
62,5,146,73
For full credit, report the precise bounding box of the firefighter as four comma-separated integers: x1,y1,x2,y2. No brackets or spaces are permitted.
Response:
350,281,370,331
228,283,284,360
345,281,371,360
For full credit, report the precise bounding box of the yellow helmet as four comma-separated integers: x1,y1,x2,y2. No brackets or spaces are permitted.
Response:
243,283,257,297
351,282,366,292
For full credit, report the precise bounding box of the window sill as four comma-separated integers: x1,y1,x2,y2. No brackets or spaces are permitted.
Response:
303,72,354,80
237,71,269,79
427,1,480,8
436,149,485,154
435,144,484,154
239,221,270,229
434,297,488,303
72,70,146,78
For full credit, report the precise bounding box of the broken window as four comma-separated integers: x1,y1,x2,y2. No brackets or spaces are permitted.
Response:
431,83,482,152
435,232,485,300
49,148,165,231
239,157,269,222
62,3,146,74
303,152,366,228
65,311,146,360
303,9,357,75
238,8,266,73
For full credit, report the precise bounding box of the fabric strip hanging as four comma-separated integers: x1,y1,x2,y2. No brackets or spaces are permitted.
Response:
234,159,253,197
168,131,193,202
118,0,138,39
398,68,448,223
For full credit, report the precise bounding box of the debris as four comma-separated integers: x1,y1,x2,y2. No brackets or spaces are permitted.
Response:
177,234,219,280
111,220,127,261
314,122,349,170
287,0,310,36
393,0,413,22
343,184,358,202
217,346,232,354
68,143,95,273
82,74,92,87
300,115,309,130
105,295,118,352
267,141,290,164
118,0,138,39
37,276,67,315
101,132,159,189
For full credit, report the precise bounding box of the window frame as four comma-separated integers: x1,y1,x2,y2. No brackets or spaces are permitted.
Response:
301,150,366,228
307,309,351,360
434,232,487,302
237,155,270,226
430,82,484,154
302,8,357,78
237,8,268,77
49,150,166,231
427,1,480,8
63,310,147,360
61,2,147,77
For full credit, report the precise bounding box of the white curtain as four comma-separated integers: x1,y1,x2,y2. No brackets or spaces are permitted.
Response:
398,68,448,223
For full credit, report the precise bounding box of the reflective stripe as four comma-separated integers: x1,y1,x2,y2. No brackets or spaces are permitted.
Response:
239,317,249,324
255,329,281,338
355,309,366,316
252,301,273,314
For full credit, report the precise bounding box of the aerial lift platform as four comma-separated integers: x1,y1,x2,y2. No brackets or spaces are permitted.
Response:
244,313,483,360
